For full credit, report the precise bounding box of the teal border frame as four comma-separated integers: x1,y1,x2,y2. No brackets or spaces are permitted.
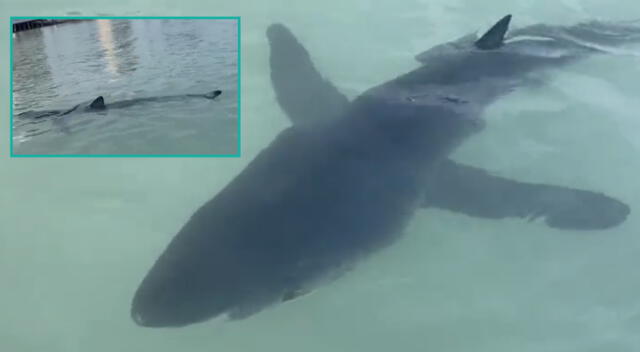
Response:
9,16,241,158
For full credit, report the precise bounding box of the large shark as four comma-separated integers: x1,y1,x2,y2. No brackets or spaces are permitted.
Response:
15,90,222,120
131,15,634,327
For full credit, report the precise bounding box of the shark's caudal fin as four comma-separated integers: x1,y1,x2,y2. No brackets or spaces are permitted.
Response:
89,96,106,110
267,23,349,126
475,14,512,50
204,90,223,99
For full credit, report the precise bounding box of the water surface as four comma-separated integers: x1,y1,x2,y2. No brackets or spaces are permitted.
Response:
12,19,238,155
1,1,640,351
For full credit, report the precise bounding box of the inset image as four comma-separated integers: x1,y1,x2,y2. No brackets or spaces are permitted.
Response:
11,17,239,156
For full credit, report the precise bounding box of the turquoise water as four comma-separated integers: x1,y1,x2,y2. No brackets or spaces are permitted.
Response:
12,19,238,155
1,0,640,351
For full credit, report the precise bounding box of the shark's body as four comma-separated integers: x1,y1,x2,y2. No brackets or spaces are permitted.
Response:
131,16,634,327
16,90,222,120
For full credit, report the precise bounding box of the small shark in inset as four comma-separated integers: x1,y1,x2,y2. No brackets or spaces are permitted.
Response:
131,15,634,327
15,90,222,120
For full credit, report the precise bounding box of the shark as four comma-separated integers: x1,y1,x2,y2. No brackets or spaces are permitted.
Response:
15,90,222,120
131,15,634,327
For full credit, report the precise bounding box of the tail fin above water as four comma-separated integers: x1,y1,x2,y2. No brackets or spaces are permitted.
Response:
203,90,223,99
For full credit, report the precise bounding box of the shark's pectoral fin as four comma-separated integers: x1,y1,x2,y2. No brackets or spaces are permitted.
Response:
423,159,630,230
475,14,512,50
267,23,349,125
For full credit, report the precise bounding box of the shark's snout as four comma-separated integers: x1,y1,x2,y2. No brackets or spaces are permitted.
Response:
130,286,200,328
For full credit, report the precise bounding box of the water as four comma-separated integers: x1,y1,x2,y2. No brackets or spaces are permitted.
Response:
12,19,238,155
1,0,640,351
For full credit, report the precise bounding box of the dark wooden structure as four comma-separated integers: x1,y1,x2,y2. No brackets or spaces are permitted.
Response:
13,19,80,33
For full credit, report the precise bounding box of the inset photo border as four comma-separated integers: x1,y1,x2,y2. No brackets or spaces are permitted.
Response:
10,16,241,157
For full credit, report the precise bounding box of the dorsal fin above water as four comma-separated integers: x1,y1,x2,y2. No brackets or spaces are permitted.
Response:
475,14,512,50
89,96,106,110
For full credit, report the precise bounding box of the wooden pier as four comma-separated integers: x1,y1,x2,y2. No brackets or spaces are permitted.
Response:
13,19,82,33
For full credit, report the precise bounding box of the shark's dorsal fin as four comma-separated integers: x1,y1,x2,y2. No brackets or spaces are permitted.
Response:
475,14,512,50
89,96,106,110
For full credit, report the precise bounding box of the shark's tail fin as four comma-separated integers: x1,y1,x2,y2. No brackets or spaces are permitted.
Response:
204,90,223,100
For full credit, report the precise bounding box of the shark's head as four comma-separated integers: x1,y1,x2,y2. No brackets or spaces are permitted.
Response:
131,261,222,327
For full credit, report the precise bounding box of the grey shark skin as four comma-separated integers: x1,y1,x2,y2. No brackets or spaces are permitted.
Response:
131,16,633,327
16,90,222,119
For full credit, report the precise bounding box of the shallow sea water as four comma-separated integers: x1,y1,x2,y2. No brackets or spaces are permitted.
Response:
1,0,640,351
